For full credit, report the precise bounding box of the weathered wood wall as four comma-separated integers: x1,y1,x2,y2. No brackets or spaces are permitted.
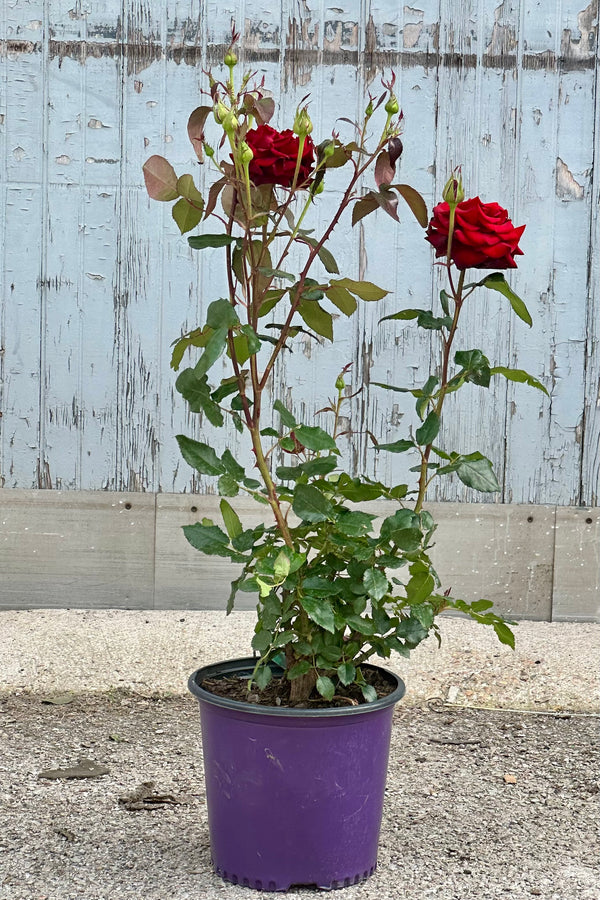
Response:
1,1,599,508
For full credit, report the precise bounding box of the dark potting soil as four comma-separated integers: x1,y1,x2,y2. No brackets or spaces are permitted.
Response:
201,666,396,709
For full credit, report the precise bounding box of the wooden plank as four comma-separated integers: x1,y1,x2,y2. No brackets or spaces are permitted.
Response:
0,489,155,608
553,507,600,622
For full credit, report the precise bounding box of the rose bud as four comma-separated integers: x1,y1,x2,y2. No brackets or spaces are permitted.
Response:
385,93,399,116
293,106,313,137
442,171,465,206
239,141,254,167
224,48,237,68
213,99,229,124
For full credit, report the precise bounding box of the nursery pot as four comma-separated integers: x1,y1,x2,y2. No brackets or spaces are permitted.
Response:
188,657,405,892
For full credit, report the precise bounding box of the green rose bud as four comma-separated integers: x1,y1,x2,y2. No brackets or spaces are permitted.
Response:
385,93,399,116
222,110,239,134
203,143,215,159
239,141,253,167
293,106,313,137
224,48,237,68
335,373,345,391
214,100,229,124
442,170,465,206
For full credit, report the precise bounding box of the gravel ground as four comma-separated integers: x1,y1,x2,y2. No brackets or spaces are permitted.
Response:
0,610,599,899
0,694,598,900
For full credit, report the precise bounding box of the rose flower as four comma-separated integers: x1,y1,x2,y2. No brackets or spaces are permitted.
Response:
245,124,315,188
426,196,525,270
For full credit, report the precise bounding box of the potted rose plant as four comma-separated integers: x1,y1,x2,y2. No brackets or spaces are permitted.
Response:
143,36,543,893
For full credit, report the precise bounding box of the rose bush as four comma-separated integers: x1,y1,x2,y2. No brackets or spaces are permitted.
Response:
426,196,525,269
245,124,315,188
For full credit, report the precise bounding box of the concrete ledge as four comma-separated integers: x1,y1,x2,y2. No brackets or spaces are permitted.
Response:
0,489,598,621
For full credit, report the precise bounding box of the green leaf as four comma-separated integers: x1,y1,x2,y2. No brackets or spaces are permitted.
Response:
240,324,261,355
345,614,374,635
336,510,376,537
292,484,334,523
175,369,224,426
490,366,549,395
183,522,231,556
217,474,240,497
317,245,339,274
301,595,336,633
206,298,239,330
302,576,340,598
300,455,338,477
363,568,389,601
417,310,453,330
493,621,516,649
254,665,273,689
251,629,273,654
172,197,204,234
376,439,414,453
456,453,501,492
294,425,338,452
287,660,312,680
361,684,378,703
379,308,421,323
337,663,356,686
273,550,291,581
415,411,440,446
481,273,532,327
273,399,297,428
176,435,225,476
257,267,295,282
220,499,243,540
188,234,237,250
406,571,435,604
332,278,389,302
194,327,228,377
297,299,334,341
325,285,357,316
260,427,279,438
316,675,336,700
221,449,245,480
471,598,495,613
226,574,244,614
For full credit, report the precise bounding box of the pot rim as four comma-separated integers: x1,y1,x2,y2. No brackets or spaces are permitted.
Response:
188,656,406,718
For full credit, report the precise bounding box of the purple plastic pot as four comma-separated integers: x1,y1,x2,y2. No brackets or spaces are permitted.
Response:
188,657,405,892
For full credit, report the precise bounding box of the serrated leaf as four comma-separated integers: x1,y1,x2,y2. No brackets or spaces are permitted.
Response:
254,665,273,689
326,285,357,316
188,234,237,250
318,245,339,274
193,326,228,378
332,278,388,301
456,453,501,492
300,455,338,476
406,571,435,604
376,439,414,453
142,155,179,201
257,267,295,282
220,499,243,540
297,299,333,341
316,675,336,701
490,366,548,395
183,522,231,556
175,369,224,426
287,660,312,679
415,411,440,446
186,105,212,160
336,510,376,537
481,273,532,327
301,596,336,633
352,194,379,226
389,183,429,227
294,425,338,452
364,568,389,601
176,435,225,476
273,399,297,428
493,621,515,649
337,663,356,686
361,684,378,703
172,197,204,235
206,298,239,330
302,576,340,597
292,484,334,523
217,474,239,497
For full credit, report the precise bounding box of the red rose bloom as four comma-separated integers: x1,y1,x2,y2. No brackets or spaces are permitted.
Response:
426,197,525,270
244,124,315,188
